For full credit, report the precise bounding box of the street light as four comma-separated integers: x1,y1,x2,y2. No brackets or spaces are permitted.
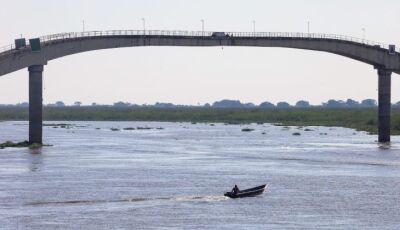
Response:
142,18,146,34
362,28,366,41
82,20,85,32
252,20,256,34
307,21,310,34
201,19,204,35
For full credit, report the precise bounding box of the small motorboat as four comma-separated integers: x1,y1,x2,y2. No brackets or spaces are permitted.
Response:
224,184,267,199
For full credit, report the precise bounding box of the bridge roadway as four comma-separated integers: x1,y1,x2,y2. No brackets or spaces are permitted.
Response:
0,30,399,144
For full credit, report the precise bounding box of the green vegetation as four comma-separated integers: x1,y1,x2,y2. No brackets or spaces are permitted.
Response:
242,128,255,132
137,127,152,130
0,141,44,149
43,123,72,128
1,107,400,135
123,127,136,130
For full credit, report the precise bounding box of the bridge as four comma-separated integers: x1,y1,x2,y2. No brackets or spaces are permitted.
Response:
0,30,399,144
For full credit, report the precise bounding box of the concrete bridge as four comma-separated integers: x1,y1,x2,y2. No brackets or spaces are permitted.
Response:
0,30,399,144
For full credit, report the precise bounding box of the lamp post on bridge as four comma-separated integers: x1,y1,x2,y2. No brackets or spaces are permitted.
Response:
252,20,256,35
82,20,85,32
201,19,204,36
362,28,366,42
142,18,146,34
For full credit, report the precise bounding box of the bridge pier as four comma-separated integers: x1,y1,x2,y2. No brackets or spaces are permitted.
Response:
378,68,392,143
28,65,44,144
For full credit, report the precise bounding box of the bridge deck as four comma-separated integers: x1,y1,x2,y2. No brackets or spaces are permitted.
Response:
1,30,399,55
0,30,399,76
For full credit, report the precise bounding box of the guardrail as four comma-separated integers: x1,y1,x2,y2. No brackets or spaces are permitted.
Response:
0,44,14,54
1,30,399,54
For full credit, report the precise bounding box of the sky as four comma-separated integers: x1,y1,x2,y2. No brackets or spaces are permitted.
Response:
0,0,399,106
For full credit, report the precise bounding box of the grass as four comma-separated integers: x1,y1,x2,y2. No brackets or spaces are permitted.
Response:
241,128,255,132
0,141,44,149
123,127,136,130
1,107,400,135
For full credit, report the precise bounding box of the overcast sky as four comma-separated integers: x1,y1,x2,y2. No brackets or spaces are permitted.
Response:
0,0,399,105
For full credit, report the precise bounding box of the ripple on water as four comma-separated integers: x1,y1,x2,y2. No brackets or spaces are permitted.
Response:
1,121,400,229
25,195,230,207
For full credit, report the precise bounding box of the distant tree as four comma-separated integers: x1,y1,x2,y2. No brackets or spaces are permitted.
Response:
154,102,175,108
325,99,346,108
345,99,359,108
277,102,291,108
204,103,211,108
259,101,275,109
16,102,29,107
55,101,65,107
295,100,310,108
212,100,243,108
361,99,377,108
73,101,82,107
243,103,256,108
393,101,400,108
91,103,97,107
113,102,131,107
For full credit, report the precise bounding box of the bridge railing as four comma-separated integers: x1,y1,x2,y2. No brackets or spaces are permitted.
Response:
37,30,400,52
0,44,14,54
1,30,399,55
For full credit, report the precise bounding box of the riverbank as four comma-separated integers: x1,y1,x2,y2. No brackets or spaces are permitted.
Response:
1,107,400,135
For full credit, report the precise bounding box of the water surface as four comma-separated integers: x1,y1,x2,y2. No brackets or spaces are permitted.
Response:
0,121,399,229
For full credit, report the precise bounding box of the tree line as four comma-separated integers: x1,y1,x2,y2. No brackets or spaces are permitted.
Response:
3,98,400,109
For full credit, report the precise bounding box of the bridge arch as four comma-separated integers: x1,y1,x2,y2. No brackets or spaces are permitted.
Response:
0,30,399,143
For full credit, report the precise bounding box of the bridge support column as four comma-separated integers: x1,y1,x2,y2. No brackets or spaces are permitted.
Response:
28,65,44,144
378,68,392,143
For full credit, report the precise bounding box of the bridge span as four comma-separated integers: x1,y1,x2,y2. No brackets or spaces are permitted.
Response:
0,30,399,144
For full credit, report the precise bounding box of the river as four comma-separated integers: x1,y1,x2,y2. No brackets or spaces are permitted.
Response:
0,121,399,229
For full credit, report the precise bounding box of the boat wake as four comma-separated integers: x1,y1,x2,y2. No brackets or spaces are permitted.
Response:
25,195,228,206
172,195,229,202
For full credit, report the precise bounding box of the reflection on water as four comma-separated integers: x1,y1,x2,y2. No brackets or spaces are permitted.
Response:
0,121,400,229
378,142,392,150
28,147,43,155
27,153,43,172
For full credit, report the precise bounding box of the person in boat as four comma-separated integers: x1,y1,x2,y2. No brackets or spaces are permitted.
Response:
232,185,240,194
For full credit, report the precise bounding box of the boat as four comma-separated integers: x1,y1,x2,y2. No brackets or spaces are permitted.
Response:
224,184,267,199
